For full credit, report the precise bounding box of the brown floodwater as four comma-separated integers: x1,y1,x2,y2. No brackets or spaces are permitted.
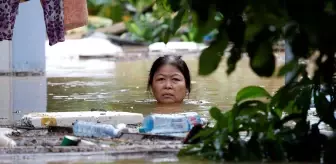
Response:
41,54,286,164
47,55,285,116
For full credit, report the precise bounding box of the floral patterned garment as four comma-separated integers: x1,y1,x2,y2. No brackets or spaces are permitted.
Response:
41,0,65,46
0,0,20,41
0,0,65,46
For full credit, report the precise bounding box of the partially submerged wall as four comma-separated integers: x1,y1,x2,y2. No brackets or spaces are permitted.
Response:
0,0,47,125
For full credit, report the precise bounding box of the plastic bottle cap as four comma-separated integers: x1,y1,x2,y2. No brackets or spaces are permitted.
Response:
139,127,145,133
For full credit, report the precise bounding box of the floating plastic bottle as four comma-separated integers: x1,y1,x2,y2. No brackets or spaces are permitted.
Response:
139,112,203,134
73,120,123,138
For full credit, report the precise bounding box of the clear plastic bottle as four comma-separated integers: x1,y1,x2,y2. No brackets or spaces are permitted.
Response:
73,120,120,138
139,112,203,134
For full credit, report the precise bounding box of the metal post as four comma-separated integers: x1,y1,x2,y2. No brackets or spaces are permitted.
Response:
285,40,294,85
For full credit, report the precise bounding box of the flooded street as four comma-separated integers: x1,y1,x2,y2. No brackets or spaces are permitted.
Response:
1,53,285,164
47,55,285,116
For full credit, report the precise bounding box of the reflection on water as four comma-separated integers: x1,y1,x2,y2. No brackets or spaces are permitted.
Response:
0,76,47,124
47,55,284,116
1,153,209,164
2,153,311,164
0,54,286,163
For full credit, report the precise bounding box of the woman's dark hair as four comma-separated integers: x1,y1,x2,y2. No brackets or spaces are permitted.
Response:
147,55,191,93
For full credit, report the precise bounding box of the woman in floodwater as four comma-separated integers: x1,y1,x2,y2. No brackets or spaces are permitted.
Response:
147,55,191,113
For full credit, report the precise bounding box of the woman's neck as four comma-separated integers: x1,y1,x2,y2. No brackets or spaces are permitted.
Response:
154,103,183,114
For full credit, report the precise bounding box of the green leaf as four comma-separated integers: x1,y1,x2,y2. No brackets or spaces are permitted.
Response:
198,28,228,75
151,25,167,38
163,29,170,44
249,41,276,77
275,113,302,129
281,101,298,115
209,107,223,121
244,23,262,41
98,3,123,23
128,23,144,36
246,26,279,77
226,15,246,47
170,9,185,34
226,47,242,75
277,59,298,77
198,48,223,75
236,86,271,103
237,100,268,115
190,126,216,141
294,82,312,111
270,81,307,110
167,0,181,12
225,110,235,132
289,28,310,58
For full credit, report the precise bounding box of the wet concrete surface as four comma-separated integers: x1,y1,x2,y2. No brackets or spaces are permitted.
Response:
0,127,183,155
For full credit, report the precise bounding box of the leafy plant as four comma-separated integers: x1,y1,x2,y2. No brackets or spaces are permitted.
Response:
123,13,171,43
151,0,336,163
87,0,155,24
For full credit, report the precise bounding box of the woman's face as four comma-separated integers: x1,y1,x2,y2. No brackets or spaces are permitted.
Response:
151,64,187,104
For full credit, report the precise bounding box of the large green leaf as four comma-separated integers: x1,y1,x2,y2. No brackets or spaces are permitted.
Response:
249,41,276,77
209,107,223,121
226,15,246,47
209,107,228,129
162,29,171,44
244,23,263,41
198,28,228,75
289,28,310,59
246,26,279,77
236,86,271,103
167,0,181,12
170,9,185,34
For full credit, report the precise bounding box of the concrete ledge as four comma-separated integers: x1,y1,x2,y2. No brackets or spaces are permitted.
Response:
0,72,45,76
0,145,181,154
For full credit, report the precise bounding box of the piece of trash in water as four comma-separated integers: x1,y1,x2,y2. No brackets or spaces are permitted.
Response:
41,116,57,127
119,133,184,141
20,111,144,128
77,139,97,147
200,118,208,125
73,121,126,138
90,108,107,112
60,135,81,146
0,135,16,148
138,112,203,135
116,123,129,134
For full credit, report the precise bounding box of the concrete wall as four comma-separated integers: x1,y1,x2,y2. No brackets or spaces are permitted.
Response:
0,0,47,125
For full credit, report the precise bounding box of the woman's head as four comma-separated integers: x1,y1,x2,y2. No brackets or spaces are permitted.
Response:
147,55,191,104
